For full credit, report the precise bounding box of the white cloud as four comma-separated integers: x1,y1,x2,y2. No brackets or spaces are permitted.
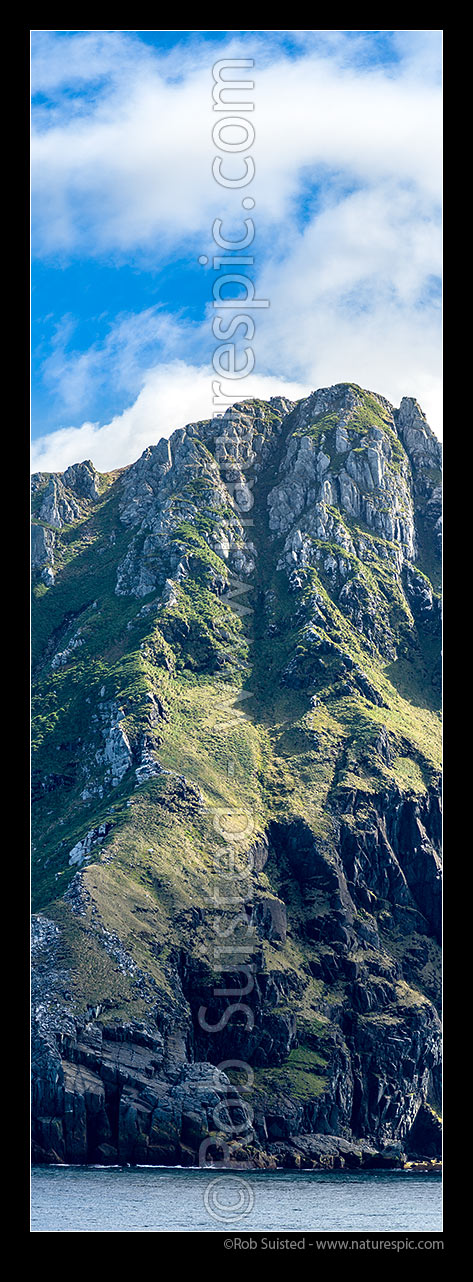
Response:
31,32,441,257
251,181,441,432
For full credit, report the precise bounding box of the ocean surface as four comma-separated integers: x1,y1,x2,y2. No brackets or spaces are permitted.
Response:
31,1166,442,1233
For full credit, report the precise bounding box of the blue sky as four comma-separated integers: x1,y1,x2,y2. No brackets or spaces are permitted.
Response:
31,29,442,471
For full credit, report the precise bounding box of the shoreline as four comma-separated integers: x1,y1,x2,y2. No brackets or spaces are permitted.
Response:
31,1159,442,1175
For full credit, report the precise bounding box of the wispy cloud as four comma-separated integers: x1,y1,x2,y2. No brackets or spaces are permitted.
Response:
39,307,196,417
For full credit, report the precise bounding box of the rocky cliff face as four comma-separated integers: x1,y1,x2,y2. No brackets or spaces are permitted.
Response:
31,383,442,1169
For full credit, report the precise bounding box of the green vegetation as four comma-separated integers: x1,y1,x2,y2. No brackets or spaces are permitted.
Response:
253,1044,329,1102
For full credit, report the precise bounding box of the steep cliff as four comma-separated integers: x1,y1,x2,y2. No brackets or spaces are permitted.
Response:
31,383,442,1169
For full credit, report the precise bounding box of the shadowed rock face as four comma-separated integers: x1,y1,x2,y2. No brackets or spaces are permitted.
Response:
31,384,442,1167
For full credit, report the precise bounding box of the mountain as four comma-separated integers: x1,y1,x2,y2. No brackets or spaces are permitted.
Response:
31,383,442,1170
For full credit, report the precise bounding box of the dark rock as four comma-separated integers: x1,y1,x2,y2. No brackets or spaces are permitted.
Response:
406,1103,442,1158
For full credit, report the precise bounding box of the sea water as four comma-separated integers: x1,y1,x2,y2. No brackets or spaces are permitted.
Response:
31,1165,442,1233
